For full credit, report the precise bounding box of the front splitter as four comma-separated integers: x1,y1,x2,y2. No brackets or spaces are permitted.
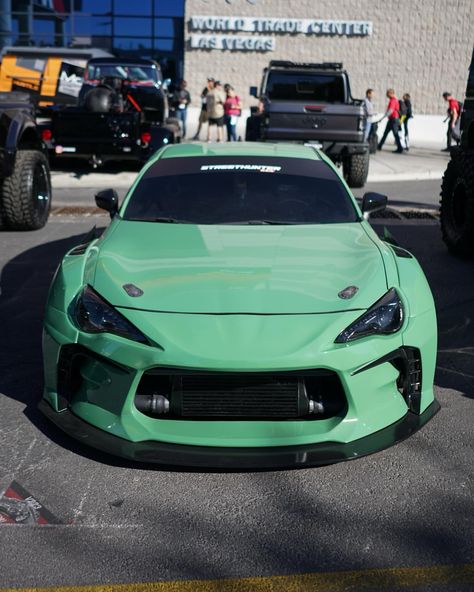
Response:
39,399,440,470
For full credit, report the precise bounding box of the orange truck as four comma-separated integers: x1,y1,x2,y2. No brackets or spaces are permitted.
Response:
0,46,113,107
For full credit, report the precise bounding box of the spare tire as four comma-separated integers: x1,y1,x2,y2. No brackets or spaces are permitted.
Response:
84,87,114,113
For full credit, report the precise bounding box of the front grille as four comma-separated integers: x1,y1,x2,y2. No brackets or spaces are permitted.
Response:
135,370,347,420
177,375,300,418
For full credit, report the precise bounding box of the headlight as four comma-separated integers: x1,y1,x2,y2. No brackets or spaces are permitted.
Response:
335,288,404,343
74,285,149,344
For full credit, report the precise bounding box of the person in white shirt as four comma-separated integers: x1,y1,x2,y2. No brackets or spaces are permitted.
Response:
363,88,375,142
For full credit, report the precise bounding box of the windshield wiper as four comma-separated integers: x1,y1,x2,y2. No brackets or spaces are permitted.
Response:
223,219,296,225
127,217,190,224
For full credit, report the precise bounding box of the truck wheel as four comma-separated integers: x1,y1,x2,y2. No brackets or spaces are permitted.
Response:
0,185,5,230
1,150,51,230
343,152,369,188
369,133,378,155
245,116,261,141
162,124,180,143
440,150,474,258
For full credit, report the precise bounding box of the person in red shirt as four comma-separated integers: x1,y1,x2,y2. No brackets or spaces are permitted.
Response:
224,85,242,141
377,88,404,153
442,92,461,150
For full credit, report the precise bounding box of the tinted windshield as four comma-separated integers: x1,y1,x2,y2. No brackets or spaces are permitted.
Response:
124,157,358,225
86,64,159,84
266,72,345,102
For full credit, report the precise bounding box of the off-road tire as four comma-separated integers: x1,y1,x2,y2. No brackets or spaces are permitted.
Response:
2,150,51,230
440,149,474,258
343,151,369,188
369,133,378,154
0,182,5,230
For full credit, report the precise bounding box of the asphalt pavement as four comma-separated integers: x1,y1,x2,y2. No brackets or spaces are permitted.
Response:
0,204,473,590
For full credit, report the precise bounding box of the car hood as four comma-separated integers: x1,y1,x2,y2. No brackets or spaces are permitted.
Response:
92,221,387,314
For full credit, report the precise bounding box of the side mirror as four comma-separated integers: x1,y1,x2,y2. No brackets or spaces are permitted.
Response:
361,192,387,215
95,188,119,217
249,86,258,98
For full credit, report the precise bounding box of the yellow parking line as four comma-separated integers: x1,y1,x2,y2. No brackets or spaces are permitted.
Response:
2,564,474,592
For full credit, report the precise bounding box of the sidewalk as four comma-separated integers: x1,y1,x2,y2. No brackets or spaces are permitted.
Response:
368,145,449,183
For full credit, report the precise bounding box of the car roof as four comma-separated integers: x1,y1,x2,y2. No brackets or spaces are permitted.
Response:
152,142,324,163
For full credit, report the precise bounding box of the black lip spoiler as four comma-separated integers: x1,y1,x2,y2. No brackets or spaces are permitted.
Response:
39,399,440,470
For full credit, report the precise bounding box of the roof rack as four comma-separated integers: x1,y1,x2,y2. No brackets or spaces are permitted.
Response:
268,60,343,70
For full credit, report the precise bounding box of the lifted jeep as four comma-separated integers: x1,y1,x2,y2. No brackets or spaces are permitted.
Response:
246,61,369,188
0,92,51,230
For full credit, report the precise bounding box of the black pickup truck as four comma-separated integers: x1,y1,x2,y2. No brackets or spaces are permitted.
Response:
0,92,51,230
41,58,181,167
246,61,369,187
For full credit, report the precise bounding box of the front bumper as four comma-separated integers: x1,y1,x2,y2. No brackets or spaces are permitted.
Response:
39,398,440,469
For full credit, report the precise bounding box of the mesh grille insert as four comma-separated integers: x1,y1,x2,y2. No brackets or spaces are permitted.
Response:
176,375,300,418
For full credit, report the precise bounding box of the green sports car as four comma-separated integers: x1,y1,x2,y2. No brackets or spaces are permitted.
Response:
40,142,439,468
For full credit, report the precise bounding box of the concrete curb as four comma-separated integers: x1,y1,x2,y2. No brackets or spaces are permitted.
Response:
368,171,443,182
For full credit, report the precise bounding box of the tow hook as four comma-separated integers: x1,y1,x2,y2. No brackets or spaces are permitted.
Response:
90,155,103,169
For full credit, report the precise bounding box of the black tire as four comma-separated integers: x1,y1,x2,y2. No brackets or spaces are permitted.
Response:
343,151,369,188
1,150,51,230
162,124,180,143
0,182,6,230
369,133,378,154
440,150,474,258
245,115,261,141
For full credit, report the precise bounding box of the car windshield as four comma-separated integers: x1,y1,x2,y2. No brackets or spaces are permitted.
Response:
123,156,359,225
266,72,345,102
86,64,159,84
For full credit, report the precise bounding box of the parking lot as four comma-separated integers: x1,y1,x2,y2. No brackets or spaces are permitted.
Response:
0,150,473,591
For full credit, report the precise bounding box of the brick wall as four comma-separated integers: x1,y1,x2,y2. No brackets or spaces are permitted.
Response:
184,0,474,115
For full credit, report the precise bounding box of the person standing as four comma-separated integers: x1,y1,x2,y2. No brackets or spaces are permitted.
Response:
206,80,226,142
171,79,191,139
377,88,404,153
224,86,242,141
363,88,375,142
193,77,214,141
442,91,461,151
400,93,413,151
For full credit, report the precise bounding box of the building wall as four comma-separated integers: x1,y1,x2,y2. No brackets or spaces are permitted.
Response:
184,0,474,114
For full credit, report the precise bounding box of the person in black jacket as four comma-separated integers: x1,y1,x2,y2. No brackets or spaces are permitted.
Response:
400,93,413,151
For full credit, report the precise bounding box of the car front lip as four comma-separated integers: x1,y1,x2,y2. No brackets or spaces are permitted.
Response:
39,398,440,470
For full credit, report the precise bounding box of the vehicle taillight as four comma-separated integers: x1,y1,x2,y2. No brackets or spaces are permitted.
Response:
141,131,151,144
41,129,52,141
